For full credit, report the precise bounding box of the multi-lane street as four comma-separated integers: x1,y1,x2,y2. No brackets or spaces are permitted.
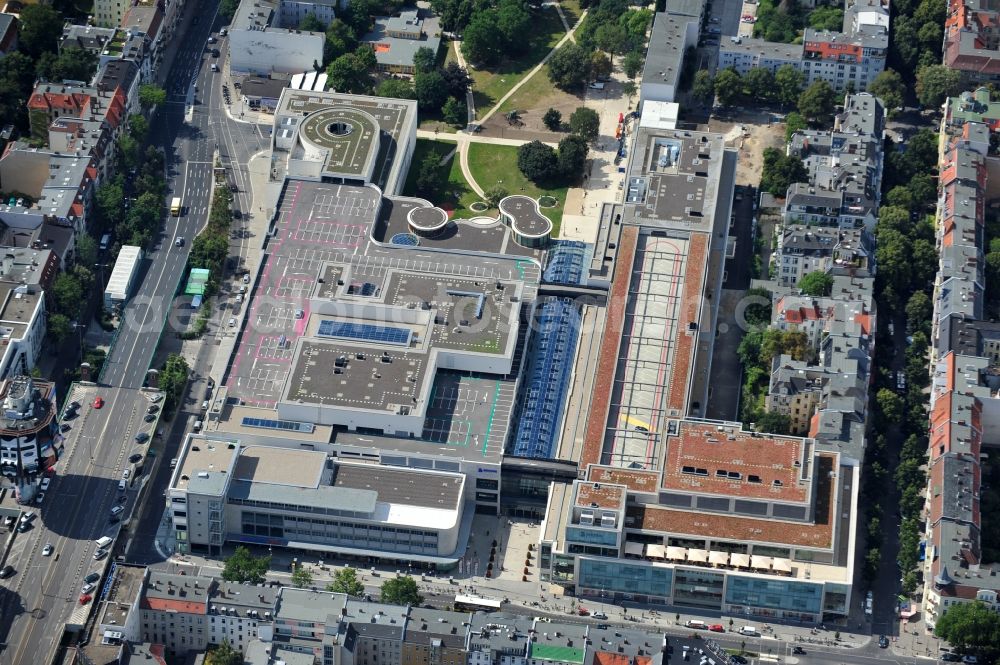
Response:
0,0,269,660
0,386,155,663
101,0,264,391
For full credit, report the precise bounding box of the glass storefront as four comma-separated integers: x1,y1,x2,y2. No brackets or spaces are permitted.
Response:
577,557,673,599
724,575,823,618
672,568,725,609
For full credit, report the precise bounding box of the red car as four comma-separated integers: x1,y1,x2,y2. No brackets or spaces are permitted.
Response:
708,624,724,633
79,594,92,604
93,396,104,409
577,607,590,616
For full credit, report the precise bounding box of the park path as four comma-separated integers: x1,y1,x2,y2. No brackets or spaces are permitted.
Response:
451,4,587,198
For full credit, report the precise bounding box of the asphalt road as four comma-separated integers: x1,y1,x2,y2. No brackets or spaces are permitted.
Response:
0,0,269,660
0,387,154,663
100,0,261,390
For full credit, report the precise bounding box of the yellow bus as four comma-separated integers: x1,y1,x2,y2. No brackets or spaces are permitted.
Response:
170,197,182,216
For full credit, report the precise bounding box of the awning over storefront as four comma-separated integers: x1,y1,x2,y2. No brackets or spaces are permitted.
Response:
624,541,645,556
750,555,773,570
709,551,730,566
772,558,792,573
666,546,687,561
687,548,709,563
646,544,666,559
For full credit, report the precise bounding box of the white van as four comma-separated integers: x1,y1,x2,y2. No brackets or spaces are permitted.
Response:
118,479,127,491
685,620,706,629
95,536,113,549
738,626,758,636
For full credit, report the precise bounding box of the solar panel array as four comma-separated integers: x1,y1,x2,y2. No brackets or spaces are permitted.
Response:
317,320,411,346
543,241,588,285
347,282,378,296
510,299,581,459
242,417,316,434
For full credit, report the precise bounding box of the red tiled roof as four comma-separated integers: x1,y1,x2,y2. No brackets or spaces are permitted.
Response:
142,597,206,614
582,226,639,468
629,453,839,548
587,466,660,493
666,233,708,414
661,421,810,502
594,653,630,665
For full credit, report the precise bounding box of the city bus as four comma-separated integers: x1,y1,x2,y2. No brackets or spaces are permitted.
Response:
454,594,502,612
170,196,182,216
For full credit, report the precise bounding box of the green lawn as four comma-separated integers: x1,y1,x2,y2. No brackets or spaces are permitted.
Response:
469,8,567,118
402,139,481,220
466,143,567,236
560,0,583,26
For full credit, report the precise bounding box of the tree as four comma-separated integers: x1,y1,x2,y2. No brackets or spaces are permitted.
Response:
756,411,791,435
884,185,913,210
590,51,612,81
415,150,442,193
775,64,805,106
221,546,270,584
462,11,504,64
622,81,637,99
76,235,98,268
783,111,807,142
916,64,963,108
326,48,374,94
623,51,643,79
19,5,63,58
557,134,589,181
759,147,808,197
692,70,714,104
548,43,591,90
744,68,775,102
138,84,167,109
207,641,243,665
219,0,240,20
291,566,314,588
129,114,149,143
35,47,99,84
376,78,415,99
517,140,558,182
53,272,85,319
413,46,438,74
568,107,600,142
543,108,562,131
595,23,629,60
484,185,508,208
325,19,358,63
798,80,837,125
497,0,532,53
299,13,326,31
327,567,366,596
935,601,1000,656
414,70,449,111
876,387,904,424
867,69,905,112
808,5,843,30
798,270,833,297
380,575,423,606
714,68,742,107
440,62,472,99
442,96,467,126
47,313,72,343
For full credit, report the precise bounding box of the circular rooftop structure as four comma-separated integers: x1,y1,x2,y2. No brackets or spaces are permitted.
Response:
406,205,449,237
298,107,380,183
390,232,420,247
498,195,553,248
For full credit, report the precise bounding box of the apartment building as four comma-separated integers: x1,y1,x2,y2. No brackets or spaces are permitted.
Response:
719,0,888,92
922,111,1000,627
138,571,277,659
774,225,874,287
783,93,886,233
229,0,325,76
639,12,699,104
944,0,1000,81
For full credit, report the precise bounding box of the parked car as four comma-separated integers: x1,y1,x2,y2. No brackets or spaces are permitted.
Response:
42,543,54,557
93,396,104,409
0,565,13,578
93,548,109,561
81,582,96,594
79,594,93,604
39,478,50,492
128,453,143,464
879,636,889,648
84,572,100,584
134,432,149,443
708,624,724,633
